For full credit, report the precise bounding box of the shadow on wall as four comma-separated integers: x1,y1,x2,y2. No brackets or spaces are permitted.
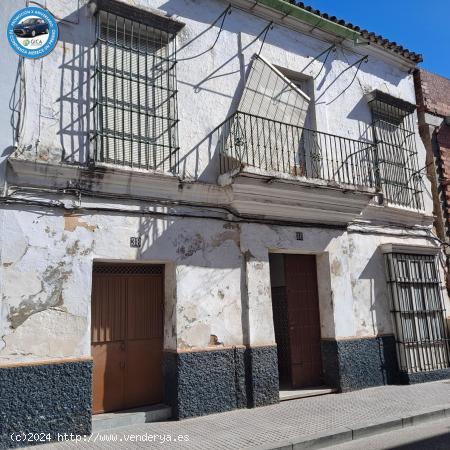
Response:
347,96,375,143
135,213,245,346
163,0,405,181
177,29,253,181
1,58,26,187
57,8,94,165
4,0,407,183
6,5,94,167
358,246,400,385
177,48,253,181
358,246,393,336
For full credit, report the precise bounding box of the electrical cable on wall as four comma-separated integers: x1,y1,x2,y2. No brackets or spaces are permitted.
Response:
1,184,347,230
9,58,27,149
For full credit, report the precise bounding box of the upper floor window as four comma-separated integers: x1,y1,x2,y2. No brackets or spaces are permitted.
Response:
368,90,423,209
92,5,182,172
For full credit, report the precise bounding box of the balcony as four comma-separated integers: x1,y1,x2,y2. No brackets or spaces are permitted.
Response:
216,111,378,224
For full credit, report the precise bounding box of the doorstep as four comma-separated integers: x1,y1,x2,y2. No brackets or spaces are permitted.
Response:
92,404,171,433
279,386,337,401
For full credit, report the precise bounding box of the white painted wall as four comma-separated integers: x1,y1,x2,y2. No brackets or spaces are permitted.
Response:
1,204,445,362
0,0,443,363
0,207,244,361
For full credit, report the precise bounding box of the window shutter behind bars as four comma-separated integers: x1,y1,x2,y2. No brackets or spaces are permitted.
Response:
368,93,423,209
94,10,178,172
385,252,450,373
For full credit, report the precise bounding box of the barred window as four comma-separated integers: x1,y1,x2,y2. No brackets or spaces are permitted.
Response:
93,9,179,171
368,91,423,210
384,250,450,373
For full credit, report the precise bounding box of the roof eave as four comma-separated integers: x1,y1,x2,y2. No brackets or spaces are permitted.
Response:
231,0,421,66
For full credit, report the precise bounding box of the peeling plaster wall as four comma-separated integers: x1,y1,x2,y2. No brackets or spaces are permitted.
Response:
0,207,246,362
0,0,441,366
346,231,450,339
239,223,446,341
1,203,444,364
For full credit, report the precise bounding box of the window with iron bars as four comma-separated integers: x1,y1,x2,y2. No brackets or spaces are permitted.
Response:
385,252,450,373
369,93,423,210
93,10,179,172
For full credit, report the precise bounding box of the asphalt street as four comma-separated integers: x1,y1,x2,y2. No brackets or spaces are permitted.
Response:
331,417,450,450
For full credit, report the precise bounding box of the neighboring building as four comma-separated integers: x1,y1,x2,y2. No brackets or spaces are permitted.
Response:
1,0,449,443
414,69,450,279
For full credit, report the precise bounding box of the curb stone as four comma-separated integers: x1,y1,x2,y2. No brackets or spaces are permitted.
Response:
254,404,450,450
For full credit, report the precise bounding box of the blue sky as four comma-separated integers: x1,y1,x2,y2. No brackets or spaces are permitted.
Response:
305,0,450,78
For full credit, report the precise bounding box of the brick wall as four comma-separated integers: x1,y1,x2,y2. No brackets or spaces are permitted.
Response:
438,124,450,192
415,69,450,266
414,69,450,117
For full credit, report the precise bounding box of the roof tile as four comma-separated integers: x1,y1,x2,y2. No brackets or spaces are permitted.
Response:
284,0,422,63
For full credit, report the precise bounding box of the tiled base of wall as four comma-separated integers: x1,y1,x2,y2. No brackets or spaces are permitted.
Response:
321,335,399,392
399,367,450,384
163,345,279,419
0,359,92,449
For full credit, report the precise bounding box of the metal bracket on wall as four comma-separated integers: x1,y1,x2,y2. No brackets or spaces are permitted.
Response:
300,44,336,77
177,4,232,60
258,21,274,55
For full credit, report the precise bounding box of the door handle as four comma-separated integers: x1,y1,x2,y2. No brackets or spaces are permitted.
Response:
120,341,126,351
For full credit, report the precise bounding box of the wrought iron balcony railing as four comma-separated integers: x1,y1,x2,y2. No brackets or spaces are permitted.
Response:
218,111,377,190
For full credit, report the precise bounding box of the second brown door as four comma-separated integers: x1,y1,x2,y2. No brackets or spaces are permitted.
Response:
284,254,323,388
91,263,164,414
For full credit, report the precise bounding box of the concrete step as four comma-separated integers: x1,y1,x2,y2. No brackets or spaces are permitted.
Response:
279,386,337,401
92,404,171,433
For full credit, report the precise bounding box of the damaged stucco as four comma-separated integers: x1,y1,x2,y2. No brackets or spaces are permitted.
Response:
0,209,96,362
0,209,247,360
1,202,445,364
0,0,443,367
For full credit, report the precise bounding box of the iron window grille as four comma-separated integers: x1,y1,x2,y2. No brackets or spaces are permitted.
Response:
369,94,423,210
385,252,450,373
92,9,179,172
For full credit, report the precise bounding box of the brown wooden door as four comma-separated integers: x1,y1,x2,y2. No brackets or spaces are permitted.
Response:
91,263,164,414
284,254,322,388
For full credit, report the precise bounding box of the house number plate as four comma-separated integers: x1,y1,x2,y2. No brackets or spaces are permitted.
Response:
130,237,142,248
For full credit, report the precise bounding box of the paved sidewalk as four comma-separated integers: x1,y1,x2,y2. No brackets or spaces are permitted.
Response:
45,381,450,450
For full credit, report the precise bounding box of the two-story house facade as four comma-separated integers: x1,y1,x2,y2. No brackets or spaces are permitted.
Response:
1,0,449,443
